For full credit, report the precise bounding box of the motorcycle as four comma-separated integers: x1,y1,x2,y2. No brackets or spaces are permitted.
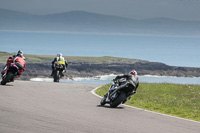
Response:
100,78,137,108
1,63,19,85
53,62,64,82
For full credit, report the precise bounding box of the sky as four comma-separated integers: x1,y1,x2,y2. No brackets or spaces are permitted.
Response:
0,0,200,21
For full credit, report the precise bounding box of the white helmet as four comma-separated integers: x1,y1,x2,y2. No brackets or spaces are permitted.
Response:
57,53,62,57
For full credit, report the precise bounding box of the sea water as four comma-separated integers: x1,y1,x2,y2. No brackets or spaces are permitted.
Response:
1,31,200,84
0,31,200,67
30,74,200,85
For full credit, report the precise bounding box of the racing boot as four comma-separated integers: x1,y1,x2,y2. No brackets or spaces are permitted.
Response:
122,91,136,104
128,91,136,97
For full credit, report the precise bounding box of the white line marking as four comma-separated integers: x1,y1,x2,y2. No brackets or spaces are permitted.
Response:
91,86,103,98
91,87,200,124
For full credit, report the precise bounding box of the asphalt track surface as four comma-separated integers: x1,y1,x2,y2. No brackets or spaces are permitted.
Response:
0,81,199,133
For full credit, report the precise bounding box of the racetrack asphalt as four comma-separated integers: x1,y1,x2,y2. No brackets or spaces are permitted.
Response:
0,81,199,133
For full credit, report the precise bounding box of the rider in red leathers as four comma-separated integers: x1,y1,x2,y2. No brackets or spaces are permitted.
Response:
1,50,26,78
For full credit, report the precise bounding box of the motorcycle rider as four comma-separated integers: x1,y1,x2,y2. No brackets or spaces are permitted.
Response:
1,50,26,78
51,53,68,77
104,69,139,103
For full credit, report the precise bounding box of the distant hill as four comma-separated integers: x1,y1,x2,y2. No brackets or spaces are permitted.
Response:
0,8,200,36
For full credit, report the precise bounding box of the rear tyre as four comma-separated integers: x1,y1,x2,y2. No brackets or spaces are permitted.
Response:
53,70,59,82
57,71,60,82
1,72,14,85
110,92,126,108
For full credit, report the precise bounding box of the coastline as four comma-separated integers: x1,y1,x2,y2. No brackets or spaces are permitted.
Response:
1,51,200,81
2,29,200,38
14,61,200,81
30,74,200,85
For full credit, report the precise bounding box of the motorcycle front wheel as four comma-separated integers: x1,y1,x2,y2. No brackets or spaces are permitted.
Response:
100,96,106,106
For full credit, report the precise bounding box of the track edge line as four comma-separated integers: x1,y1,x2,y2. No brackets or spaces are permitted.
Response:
91,87,200,124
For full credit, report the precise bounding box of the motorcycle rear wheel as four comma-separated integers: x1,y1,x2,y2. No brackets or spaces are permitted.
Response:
110,92,126,108
1,72,14,85
53,70,60,82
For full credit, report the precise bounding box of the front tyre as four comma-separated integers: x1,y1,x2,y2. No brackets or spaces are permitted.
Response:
1,72,14,85
100,97,106,106
110,92,126,108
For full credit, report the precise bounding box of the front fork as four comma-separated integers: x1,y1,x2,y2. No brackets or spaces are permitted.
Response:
106,89,117,102
1,73,6,78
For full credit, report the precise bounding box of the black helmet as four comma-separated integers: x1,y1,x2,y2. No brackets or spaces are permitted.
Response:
18,50,23,55
17,50,23,57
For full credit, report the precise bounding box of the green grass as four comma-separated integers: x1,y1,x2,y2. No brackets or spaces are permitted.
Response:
0,52,55,63
0,51,141,64
96,83,200,122
0,51,13,63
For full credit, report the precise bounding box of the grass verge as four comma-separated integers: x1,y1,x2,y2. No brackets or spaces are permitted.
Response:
0,51,141,64
96,83,200,122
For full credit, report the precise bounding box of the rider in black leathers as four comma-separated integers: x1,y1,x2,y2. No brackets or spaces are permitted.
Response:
105,69,139,103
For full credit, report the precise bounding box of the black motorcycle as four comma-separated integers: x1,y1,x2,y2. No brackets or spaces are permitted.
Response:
100,78,137,108
53,62,64,82
1,63,19,85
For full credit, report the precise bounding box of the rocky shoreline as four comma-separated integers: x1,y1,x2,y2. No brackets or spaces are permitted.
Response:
0,52,199,80
1,60,199,81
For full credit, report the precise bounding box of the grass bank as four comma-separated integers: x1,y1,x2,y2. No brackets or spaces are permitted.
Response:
96,83,200,122
0,51,141,64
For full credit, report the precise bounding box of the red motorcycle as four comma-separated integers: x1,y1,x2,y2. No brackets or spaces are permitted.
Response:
1,63,20,85
1,56,25,85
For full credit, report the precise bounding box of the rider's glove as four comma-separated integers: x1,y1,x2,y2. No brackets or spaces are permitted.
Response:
16,74,21,78
16,72,21,78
